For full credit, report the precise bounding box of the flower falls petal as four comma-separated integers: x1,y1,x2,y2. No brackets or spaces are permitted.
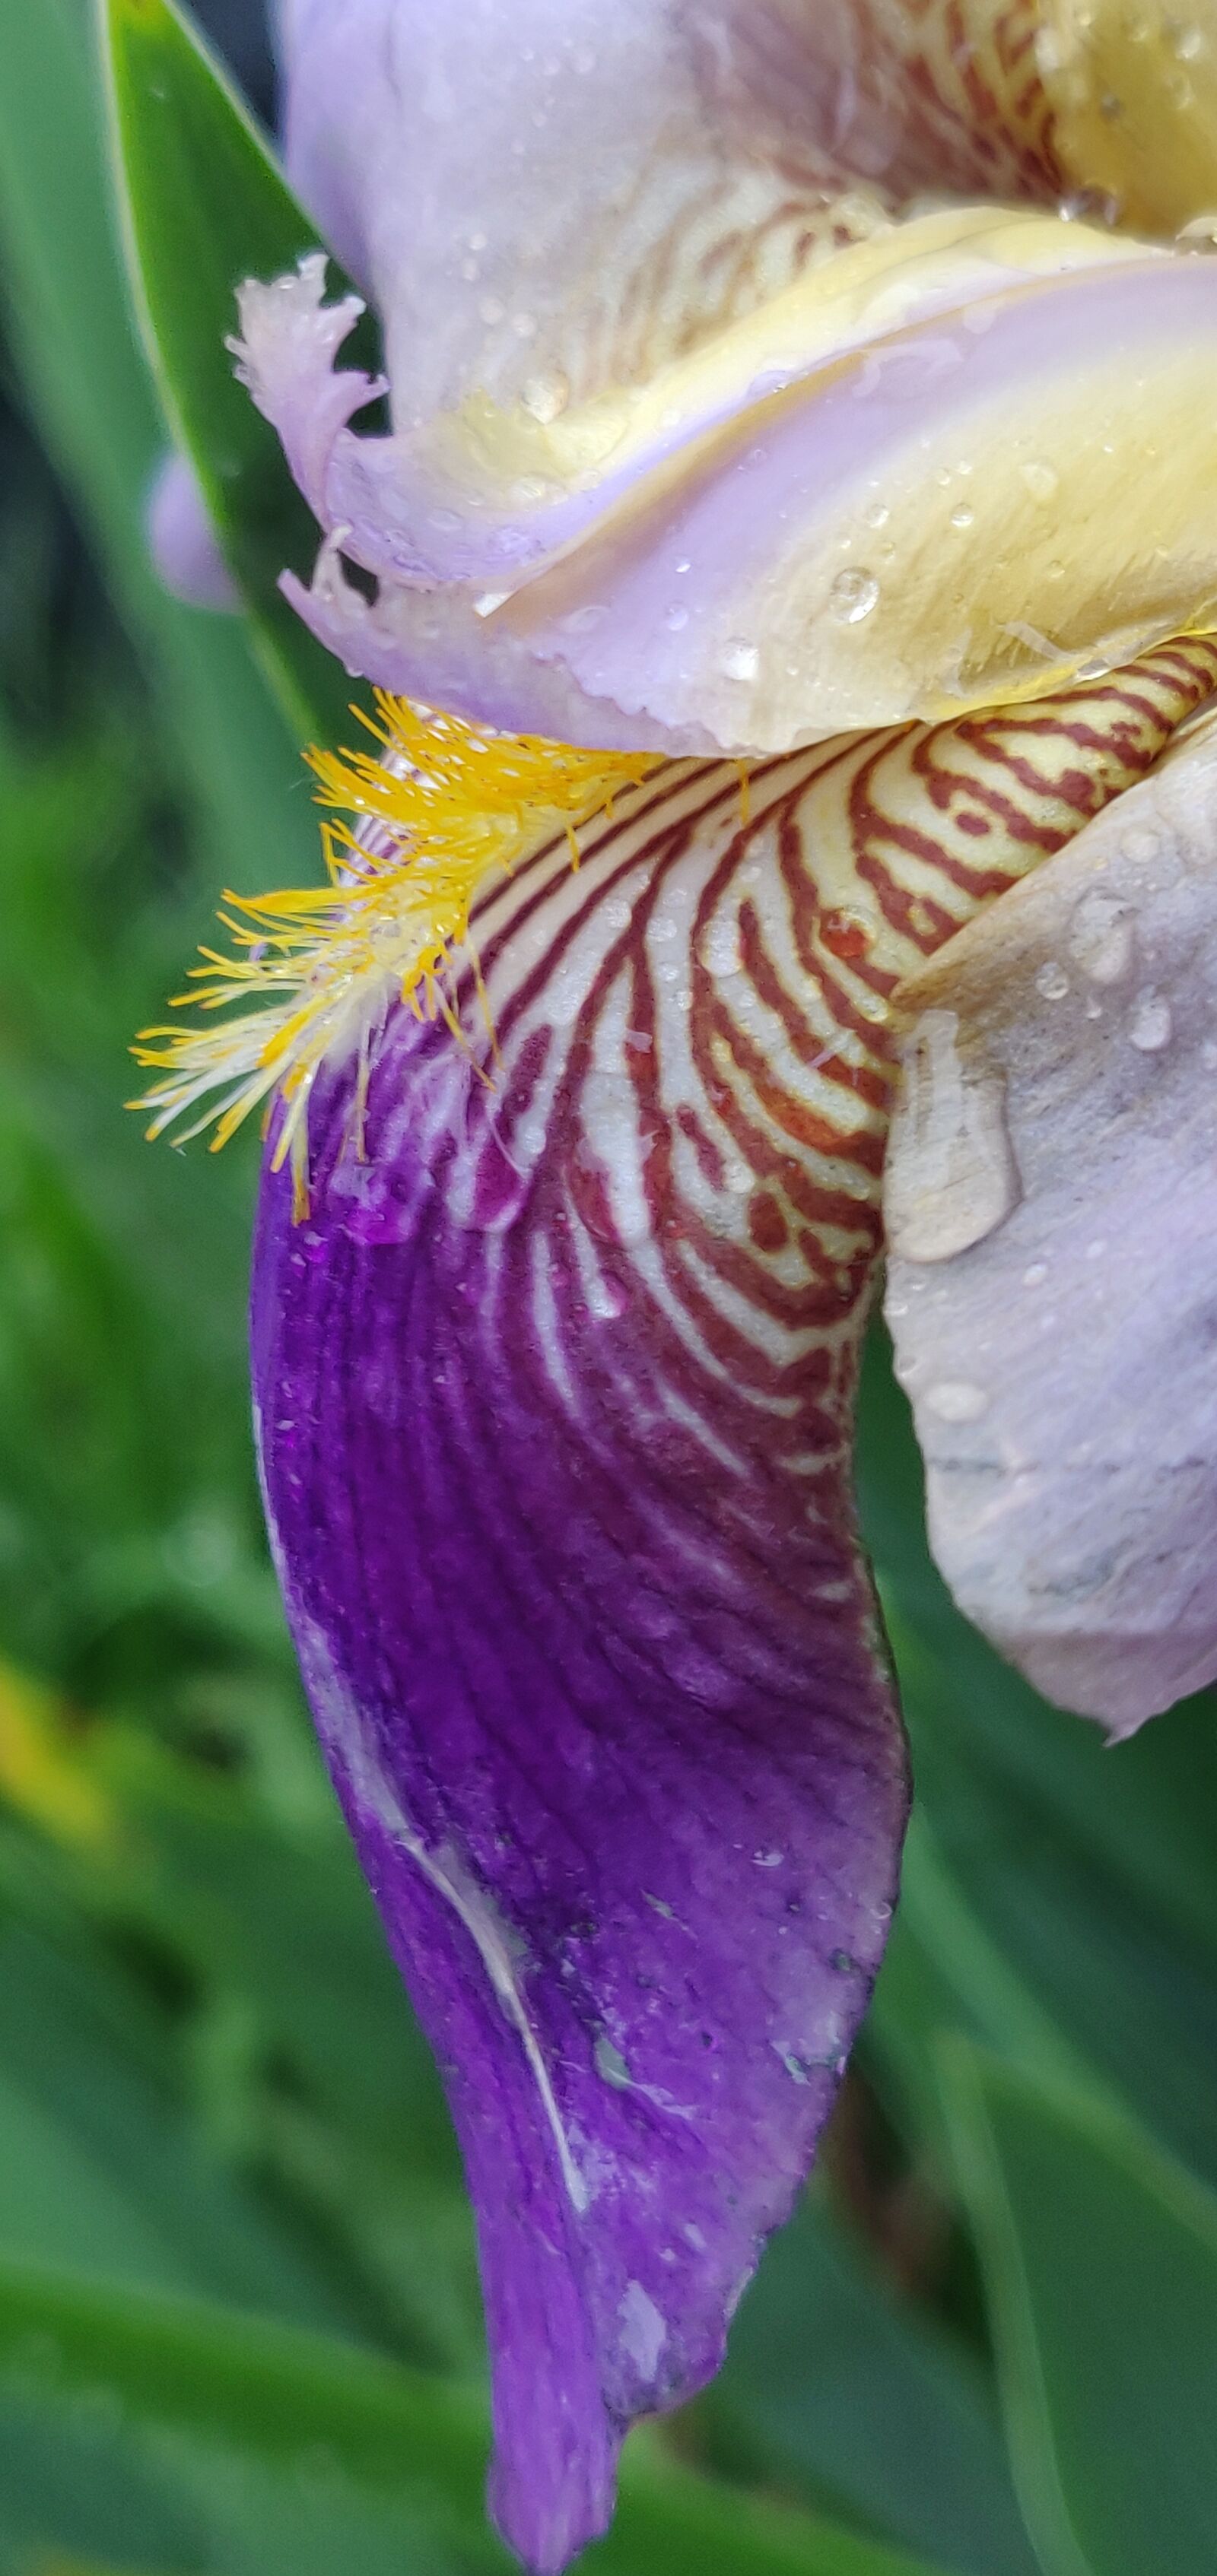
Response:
247,642,1215,2568
252,757,910,2572
883,687,1217,1734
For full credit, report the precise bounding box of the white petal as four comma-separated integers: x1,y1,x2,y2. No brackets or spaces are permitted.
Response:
884,715,1217,1732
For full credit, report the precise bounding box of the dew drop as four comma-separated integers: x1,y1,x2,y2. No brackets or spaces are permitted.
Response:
561,601,608,634
863,498,891,529
1177,210,1217,250
1035,960,1070,1000
697,915,744,976
721,637,759,681
1129,990,1174,1052
1069,887,1136,985
925,1379,990,1423
521,368,570,422
1020,459,1060,503
950,503,975,530
829,568,880,625
1023,1261,1049,1288
885,1012,1019,1262
594,2034,633,2089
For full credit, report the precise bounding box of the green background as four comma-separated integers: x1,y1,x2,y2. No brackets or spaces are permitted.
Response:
0,2,1213,2571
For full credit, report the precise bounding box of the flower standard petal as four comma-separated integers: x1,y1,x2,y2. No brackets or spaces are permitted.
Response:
884,693,1217,1733
236,220,1217,755
275,0,1060,428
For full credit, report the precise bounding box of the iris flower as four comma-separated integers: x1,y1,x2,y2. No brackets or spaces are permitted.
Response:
141,2,1217,2566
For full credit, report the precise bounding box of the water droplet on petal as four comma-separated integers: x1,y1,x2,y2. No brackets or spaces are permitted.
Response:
925,1380,990,1423
1021,458,1060,504
885,1010,1020,1263
829,568,880,625
1069,888,1136,985
1176,210,1217,249
720,637,759,681
1035,960,1070,1000
521,368,570,422
1129,989,1174,1051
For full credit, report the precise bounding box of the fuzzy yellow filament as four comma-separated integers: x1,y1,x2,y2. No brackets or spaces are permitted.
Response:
132,695,655,1210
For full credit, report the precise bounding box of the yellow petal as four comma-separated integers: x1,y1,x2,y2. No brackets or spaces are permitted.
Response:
1040,0,1217,233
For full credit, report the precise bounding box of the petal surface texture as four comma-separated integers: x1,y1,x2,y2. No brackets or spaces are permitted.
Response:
246,643,1215,2568
252,759,910,2573
254,0,1217,753
884,675,1217,1733
1039,0,1217,233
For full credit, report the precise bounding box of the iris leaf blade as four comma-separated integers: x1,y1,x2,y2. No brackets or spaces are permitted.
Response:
0,0,312,879
702,2184,1038,2576
98,0,370,744
0,2257,962,2576
942,2047,1217,2576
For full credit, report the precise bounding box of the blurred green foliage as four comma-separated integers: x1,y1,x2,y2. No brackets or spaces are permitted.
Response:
0,2,1213,2572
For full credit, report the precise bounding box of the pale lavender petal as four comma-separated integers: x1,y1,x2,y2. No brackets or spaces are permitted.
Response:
147,453,239,613
279,541,700,754
884,709,1217,1735
277,0,1050,425
251,760,907,2569
237,231,1217,754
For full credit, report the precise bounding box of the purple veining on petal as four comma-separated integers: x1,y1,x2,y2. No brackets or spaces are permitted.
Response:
251,763,907,2570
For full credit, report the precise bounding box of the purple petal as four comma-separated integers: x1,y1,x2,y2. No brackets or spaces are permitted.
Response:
147,453,239,613
251,757,907,2569
884,696,1217,1733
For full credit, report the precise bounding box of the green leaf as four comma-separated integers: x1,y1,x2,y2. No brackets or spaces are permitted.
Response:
0,1920,362,2335
0,0,315,880
0,2258,959,2576
0,2390,207,2574
703,2185,1038,2576
942,2048,1217,2576
100,0,373,744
